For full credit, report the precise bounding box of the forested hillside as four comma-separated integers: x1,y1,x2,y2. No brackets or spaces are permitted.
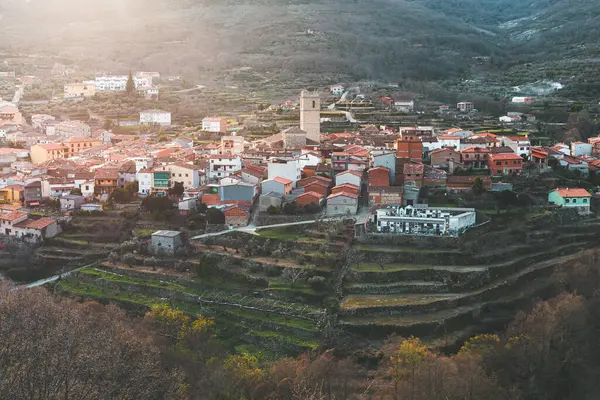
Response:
0,0,501,80
1,0,598,82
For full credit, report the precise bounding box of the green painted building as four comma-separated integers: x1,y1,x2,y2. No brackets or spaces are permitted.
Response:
548,188,591,214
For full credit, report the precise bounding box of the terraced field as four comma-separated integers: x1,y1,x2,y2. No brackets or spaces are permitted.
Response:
340,217,600,345
51,215,600,356
56,264,323,357
53,223,356,357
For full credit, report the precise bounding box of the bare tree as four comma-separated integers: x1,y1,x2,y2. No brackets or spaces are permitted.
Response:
281,268,307,286
0,284,183,400
373,253,394,270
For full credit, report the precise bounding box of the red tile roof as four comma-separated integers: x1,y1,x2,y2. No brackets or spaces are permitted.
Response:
461,146,490,153
488,153,522,161
15,217,56,230
0,211,28,222
336,170,362,177
37,143,66,151
296,191,323,200
326,191,359,200
272,176,293,185
94,167,119,180
554,188,591,198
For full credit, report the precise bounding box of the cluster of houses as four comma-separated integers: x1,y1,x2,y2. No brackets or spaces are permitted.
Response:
0,80,597,241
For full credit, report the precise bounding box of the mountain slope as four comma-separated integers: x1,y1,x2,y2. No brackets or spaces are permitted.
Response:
0,0,501,80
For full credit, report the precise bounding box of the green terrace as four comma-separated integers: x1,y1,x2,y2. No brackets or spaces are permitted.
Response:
55,266,323,357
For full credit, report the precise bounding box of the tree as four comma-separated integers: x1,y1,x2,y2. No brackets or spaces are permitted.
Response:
496,190,518,211
121,252,136,267
471,177,486,195
387,337,430,400
374,253,394,270
168,181,185,197
281,267,307,286
282,201,298,214
0,286,183,399
126,71,135,94
141,195,173,214
206,208,225,224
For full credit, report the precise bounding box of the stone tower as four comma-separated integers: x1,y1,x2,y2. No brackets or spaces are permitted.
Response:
300,90,321,143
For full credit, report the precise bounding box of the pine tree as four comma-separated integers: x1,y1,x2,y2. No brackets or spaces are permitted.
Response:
126,71,135,94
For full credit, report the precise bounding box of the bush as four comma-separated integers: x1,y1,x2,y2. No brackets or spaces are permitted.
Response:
304,203,321,214
143,257,159,267
308,276,327,290
282,202,298,215
174,260,191,272
264,265,282,277
121,253,137,266
266,205,280,214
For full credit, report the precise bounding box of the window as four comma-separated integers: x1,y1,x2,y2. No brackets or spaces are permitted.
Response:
583,199,588,203
565,198,570,203
312,100,316,108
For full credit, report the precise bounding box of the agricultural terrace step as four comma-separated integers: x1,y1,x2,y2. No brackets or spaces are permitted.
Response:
345,281,448,295
70,268,324,319
352,241,595,276
339,280,551,339
357,245,462,254
340,249,591,315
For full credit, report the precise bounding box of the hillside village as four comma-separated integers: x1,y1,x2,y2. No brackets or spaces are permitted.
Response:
0,72,598,238
0,67,599,358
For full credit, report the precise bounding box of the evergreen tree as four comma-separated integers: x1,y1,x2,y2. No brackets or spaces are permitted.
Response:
126,71,135,94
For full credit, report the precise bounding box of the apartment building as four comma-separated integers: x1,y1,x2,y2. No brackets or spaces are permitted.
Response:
208,155,242,182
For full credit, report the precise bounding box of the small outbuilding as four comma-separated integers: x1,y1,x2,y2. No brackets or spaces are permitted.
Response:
151,230,184,256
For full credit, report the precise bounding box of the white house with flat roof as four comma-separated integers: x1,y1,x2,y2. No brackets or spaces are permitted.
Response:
140,110,171,126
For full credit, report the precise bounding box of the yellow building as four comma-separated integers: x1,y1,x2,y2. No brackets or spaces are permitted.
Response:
63,136,102,157
0,185,24,205
64,83,96,98
30,143,67,164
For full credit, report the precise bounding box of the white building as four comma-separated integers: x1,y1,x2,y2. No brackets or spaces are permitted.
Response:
208,154,242,182
512,97,535,103
79,181,95,197
501,136,531,160
202,117,227,133
140,110,171,126
394,100,415,113
571,141,593,157
457,102,474,112
335,170,362,187
136,168,153,195
437,135,461,149
330,84,344,95
93,75,152,91
298,151,322,169
268,158,301,188
374,205,476,236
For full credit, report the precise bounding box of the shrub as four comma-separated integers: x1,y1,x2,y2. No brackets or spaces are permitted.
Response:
121,253,137,267
308,276,327,290
175,260,191,272
144,257,159,267
264,265,281,277
266,205,280,214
